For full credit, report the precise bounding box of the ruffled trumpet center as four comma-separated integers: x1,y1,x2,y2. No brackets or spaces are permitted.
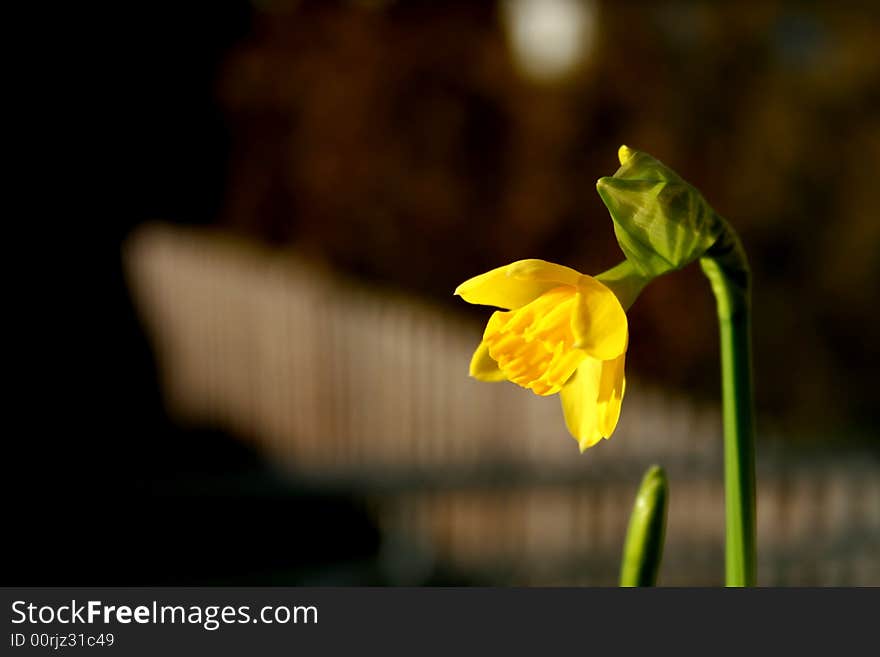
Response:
483,286,586,396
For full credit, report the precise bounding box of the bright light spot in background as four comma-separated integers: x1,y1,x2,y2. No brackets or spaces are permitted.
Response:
501,0,597,83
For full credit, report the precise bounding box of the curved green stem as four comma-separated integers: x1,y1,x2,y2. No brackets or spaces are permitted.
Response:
701,234,757,587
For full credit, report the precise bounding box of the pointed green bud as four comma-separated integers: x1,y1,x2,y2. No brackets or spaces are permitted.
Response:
597,146,726,279
620,465,668,587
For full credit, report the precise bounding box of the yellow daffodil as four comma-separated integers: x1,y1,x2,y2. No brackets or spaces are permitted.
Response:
456,259,645,452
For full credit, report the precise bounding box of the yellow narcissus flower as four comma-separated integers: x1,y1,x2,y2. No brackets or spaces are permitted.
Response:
456,259,643,452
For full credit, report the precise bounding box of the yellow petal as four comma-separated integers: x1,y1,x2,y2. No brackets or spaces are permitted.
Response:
596,353,626,437
570,275,628,361
483,291,584,396
469,340,507,382
505,259,582,286
455,259,581,310
559,358,604,452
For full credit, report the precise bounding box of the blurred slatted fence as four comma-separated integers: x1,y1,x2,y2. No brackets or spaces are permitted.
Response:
125,223,880,585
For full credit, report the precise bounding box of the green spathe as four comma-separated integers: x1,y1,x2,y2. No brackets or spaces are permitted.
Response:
596,146,726,278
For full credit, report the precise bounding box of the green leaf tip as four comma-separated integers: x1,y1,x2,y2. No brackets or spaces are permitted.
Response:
620,464,669,587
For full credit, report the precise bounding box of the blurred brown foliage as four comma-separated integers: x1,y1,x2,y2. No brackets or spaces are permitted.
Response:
214,1,880,439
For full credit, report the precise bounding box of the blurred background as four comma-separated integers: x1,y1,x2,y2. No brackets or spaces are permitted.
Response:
8,0,879,585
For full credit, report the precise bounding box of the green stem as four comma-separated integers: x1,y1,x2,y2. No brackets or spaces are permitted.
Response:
596,260,651,311
700,236,757,587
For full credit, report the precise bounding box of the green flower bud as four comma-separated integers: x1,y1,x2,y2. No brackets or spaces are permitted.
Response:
619,464,668,587
596,146,726,279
